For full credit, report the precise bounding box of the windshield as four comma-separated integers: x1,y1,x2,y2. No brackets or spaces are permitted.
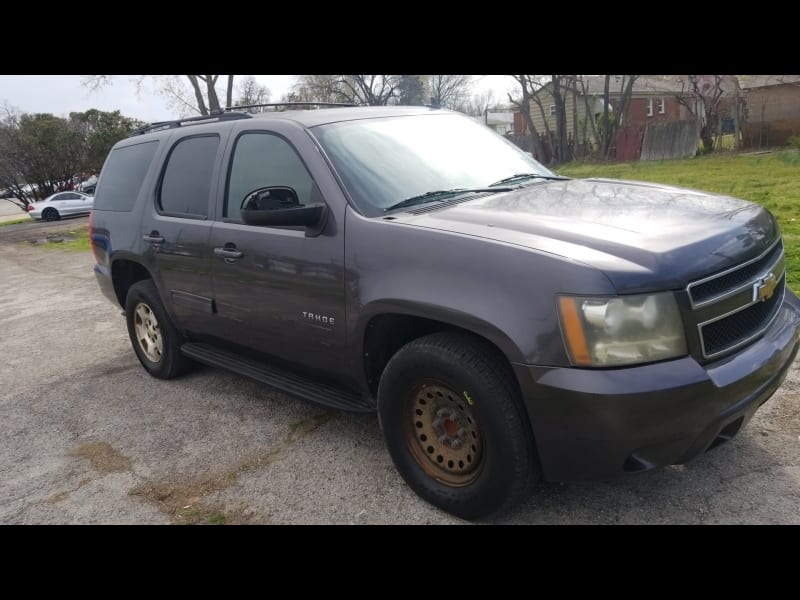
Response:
312,112,555,216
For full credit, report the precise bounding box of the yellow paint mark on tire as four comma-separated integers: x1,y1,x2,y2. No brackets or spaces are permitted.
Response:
463,391,474,406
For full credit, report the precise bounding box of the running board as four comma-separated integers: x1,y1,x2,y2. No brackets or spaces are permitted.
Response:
180,342,374,413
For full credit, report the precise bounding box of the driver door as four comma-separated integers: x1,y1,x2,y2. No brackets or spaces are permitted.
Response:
208,129,347,376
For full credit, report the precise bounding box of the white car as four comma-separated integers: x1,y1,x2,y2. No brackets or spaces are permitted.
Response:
28,191,94,221
78,175,98,193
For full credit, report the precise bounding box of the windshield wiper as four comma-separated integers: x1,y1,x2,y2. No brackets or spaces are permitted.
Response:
489,173,567,186
384,187,512,213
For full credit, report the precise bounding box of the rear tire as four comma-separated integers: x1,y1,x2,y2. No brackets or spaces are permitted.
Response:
42,208,59,221
377,332,539,520
125,279,193,379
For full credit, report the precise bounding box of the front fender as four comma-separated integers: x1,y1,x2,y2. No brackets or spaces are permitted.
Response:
354,298,526,364
344,207,617,385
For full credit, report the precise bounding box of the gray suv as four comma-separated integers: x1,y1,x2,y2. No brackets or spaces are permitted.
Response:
90,106,800,519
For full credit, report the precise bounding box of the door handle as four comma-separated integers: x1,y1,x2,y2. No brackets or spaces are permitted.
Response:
143,233,165,244
214,246,244,259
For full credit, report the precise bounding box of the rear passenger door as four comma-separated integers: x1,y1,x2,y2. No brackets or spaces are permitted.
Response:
141,132,227,336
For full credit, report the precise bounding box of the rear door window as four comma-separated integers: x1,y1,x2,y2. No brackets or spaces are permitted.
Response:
159,135,220,219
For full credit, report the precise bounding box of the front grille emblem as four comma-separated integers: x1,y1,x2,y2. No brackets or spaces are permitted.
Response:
753,272,778,302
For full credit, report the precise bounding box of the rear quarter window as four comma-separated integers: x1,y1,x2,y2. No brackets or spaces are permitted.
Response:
94,140,159,211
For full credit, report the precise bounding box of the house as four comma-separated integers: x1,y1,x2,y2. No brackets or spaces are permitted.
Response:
515,75,747,160
739,75,800,148
518,76,696,143
473,111,515,135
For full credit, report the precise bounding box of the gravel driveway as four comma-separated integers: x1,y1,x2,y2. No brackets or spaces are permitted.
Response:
1,223,798,524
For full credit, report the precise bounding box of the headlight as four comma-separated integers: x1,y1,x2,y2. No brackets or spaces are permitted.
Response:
557,292,687,367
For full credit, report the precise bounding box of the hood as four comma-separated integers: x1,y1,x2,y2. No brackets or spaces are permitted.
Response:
394,178,779,293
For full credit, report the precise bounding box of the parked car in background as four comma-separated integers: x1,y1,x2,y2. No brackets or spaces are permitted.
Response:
28,191,94,221
79,175,98,194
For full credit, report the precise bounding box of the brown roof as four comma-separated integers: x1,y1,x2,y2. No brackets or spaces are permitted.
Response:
738,75,800,89
577,75,689,95
540,75,739,97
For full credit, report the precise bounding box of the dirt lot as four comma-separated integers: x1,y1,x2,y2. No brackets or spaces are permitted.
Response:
1,221,799,524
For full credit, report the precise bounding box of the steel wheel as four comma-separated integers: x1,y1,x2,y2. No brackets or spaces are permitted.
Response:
133,302,163,363
404,381,484,487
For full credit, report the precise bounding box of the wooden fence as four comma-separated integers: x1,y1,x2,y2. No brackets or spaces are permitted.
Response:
640,120,701,161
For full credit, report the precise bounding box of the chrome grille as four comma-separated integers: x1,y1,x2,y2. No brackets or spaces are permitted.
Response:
687,238,786,360
699,274,785,357
688,240,784,306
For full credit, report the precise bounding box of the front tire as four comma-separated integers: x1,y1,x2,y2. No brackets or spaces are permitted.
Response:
377,332,539,520
125,279,193,379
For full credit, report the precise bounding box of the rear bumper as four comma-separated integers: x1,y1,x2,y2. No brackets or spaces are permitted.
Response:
514,288,800,482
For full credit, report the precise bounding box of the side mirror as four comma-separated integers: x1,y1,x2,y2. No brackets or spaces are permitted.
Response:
240,186,326,230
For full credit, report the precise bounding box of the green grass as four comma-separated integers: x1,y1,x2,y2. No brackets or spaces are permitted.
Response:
0,217,31,227
557,151,800,289
38,226,91,252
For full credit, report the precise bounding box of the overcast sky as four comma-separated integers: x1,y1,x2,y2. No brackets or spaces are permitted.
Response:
0,75,516,122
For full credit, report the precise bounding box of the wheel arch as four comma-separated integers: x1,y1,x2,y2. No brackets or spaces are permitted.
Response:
357,302,526,399
111,257,153,308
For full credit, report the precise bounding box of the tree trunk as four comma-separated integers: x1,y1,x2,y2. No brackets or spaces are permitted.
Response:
601,75,611,157
572,77,579,159
186,75,209,116
551,76,568,164
205,75,220,113
531,97,553,144
578,77,600,153
226,75,234,110
701,127,714,153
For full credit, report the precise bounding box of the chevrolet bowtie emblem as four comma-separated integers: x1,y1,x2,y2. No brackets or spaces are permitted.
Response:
754,272,779,302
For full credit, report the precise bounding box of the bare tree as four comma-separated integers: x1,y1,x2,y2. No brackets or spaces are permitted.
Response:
458,90,496,118
83,75,237,117
507,76,546,162
291,75,401,106
549,75,572,163
429,75,473,109
285,75,341,104
674,75,728,153
576,75,600,151
598,75,638,158
340,75,401,105
233,76,271,111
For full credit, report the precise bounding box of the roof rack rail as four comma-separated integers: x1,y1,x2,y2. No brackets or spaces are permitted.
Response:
129,110,252,137
225,102,357,112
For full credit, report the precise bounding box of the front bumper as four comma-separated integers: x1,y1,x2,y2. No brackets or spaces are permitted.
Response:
514,288,800,482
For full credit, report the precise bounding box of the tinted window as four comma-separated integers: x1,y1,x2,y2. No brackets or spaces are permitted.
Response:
94,141,159,212
62,193,81,200
50,194,68,202
226,133,314,221
159,135,219,218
